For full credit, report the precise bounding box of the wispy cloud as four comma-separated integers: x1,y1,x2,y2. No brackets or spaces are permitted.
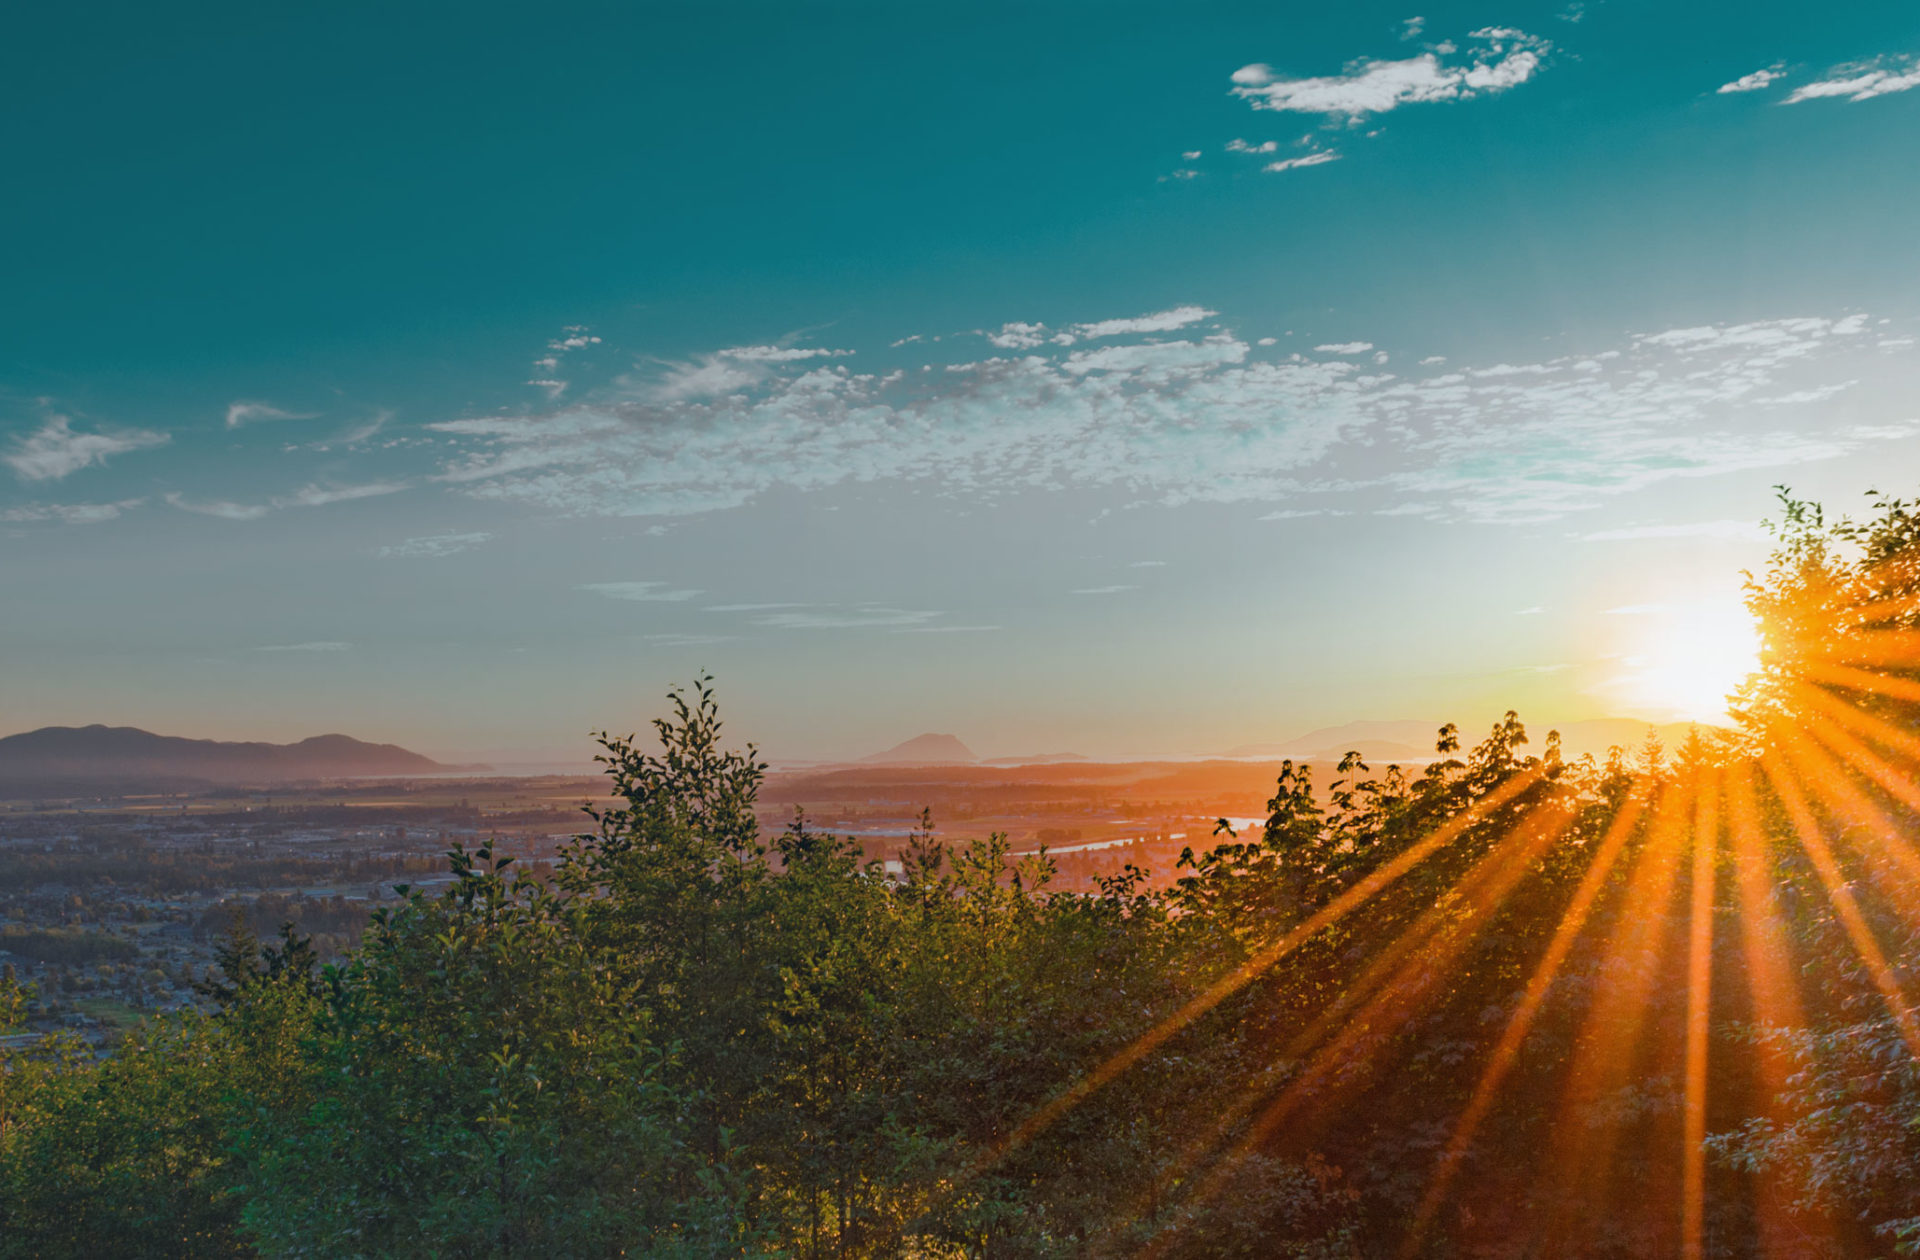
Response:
164,481,407,520
1717,65,1786,94
0,498,144,524
756,607,942,629
986,306,1216,350
1265,151,1341,173
338,411,391,446
1785,53,1920,103
279,482,408,509
255,641,352,652
1071,584,1137,596
529,325,604,399
580,581,703,602
378,531,493,559
165,493,270,521
427,309,1908,528
1315,341,1374,354
226,401,317,428
4,415,168,482
165,481,407,520
1231,27,1552,121
649,343,853,402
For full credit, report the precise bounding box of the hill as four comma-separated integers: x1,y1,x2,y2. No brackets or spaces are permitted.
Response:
862,733,976,765
0,725,458,786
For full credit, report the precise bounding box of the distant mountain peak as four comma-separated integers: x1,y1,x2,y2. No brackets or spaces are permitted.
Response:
863,733,976,765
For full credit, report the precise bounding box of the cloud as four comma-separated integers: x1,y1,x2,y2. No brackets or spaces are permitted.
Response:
426,310,1913,528
338,411,391,446
580,581,703,602
0,498,144,525
1718,65,1786,94
1316,341,1374,354
165,493,271,521
1071,584,1137,595
278,482,408,508
1130,560,1167,567
1227,138,1279,154
164,481,407,520
1400,17,1426,41
528,326,604,400
895,624,1000,634
1581,520,1768,543
1265,151,1342,173
226,401,317,428
644,632,738,647
987,322,1050,350
987,306,1215,349
1231,27,1552,120
705,602,807,613
756,607,941,629
650,344,853,402
254,641,351,652
1785,54,1920,103
4,416,168,482
378,531,494,559
1072,306,1216,339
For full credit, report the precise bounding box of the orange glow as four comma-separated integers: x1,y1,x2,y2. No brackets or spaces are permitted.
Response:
970,765,1551,1184
1539,777,1693,1247
1723,763,1812,1257
1760,749,1920,1060
1680,770,1719,1260
1401,784,1651,1256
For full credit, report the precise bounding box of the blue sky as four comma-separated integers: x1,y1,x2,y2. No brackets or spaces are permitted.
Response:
5,1,1920,762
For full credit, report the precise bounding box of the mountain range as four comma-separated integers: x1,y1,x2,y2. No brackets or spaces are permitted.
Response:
0,725,461,786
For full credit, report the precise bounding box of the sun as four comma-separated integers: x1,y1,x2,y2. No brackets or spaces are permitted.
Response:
1604,599,1763,725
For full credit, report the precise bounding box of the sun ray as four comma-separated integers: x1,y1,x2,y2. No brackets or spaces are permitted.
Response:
1781,710,1920,918
1790,675,1920,771
1758,749,1920,1060
1093,780,1580,1253
1537,774,1694,1246
1133,795,1582,1258
1796,657,1920,706
955,765,1552,1184
1399,782,1652,1256
1722,762,1815,1256
1681,768,1720,1260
